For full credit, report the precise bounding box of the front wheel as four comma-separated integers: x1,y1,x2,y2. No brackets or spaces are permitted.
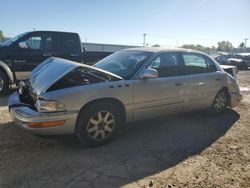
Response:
75,102,121,147
0,70,9,95
208,90,229,115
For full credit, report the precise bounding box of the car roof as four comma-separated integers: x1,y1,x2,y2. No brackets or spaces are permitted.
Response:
124,47,208,55
237,53,250,56
27,30,78,35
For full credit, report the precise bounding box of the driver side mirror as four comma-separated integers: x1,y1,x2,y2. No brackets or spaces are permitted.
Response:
141,68,158,79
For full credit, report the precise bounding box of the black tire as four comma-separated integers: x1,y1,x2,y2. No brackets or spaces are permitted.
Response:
0,70,9,95
208,90,229,115
243,64,248,70
75,102,121,147
239,62,248,70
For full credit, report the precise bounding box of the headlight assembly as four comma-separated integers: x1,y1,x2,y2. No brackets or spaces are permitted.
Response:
35,100,66,112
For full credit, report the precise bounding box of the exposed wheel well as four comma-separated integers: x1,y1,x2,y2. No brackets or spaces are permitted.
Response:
79,98,126,123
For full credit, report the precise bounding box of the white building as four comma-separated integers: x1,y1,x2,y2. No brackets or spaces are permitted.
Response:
82,42,139,52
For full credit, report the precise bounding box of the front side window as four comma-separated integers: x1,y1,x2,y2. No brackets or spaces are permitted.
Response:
148,53,183,77
19,36,41,49
183,54,213,74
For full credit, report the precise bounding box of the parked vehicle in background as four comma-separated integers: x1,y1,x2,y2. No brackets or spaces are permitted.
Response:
0,31,117,95
9,48,242,146
215,54,248,70
235,53,250,68
0,31,84,94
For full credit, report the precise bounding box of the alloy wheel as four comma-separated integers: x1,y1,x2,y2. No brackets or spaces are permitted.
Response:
86,111,115,141
214,92,227,112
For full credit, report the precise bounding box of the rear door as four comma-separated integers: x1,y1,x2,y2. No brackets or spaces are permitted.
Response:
56,33,83,63
181,53,222,111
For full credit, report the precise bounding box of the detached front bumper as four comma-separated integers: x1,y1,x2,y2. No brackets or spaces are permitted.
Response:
8,92,77,135
229,92,242,108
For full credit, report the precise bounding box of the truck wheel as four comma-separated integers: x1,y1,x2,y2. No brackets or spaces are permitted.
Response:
208,90,229,115
243,63,248,70
0,70,9,95
75,102,121,147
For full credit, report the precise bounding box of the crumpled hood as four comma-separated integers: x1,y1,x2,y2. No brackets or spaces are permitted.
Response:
29,57,123,96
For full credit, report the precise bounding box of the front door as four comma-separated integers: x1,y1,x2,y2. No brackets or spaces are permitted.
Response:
12,32,57,80
132,52,186,121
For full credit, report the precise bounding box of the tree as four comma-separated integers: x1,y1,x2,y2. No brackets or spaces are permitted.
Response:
152,44,160,47
217,41,233,51
181,44,212,52
0,30,4,41
239,42,245,48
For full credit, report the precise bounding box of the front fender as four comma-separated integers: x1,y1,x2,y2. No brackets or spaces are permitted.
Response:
0,60,14,83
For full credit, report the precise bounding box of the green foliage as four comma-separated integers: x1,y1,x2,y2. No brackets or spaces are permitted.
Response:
0,30,3,41
217,41,233,51
152,44,160,47
181,44,212,52
239,42,245,48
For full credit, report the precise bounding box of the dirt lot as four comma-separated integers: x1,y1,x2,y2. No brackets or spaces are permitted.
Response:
0,71,249,188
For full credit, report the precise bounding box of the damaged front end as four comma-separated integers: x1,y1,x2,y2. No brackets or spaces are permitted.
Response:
11,57,123,111
8,57,123,134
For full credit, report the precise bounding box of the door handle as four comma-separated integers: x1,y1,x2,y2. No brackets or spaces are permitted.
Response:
175,82,182,86
70,54,79,57
215,78,221,81
43,53,53,57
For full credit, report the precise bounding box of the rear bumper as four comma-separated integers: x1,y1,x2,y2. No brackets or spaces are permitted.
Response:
8,92,77,135
230,92,242,108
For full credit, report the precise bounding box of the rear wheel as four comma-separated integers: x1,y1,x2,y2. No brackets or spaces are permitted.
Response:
0,70,9,95
75,102,121,147
208,90,229,115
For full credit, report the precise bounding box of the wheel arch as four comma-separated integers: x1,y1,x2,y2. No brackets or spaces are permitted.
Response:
0,60,14,83
78,97,126,123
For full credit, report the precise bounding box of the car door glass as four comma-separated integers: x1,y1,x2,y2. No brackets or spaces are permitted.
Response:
148,53,182,77
43,36,53,50
19,36,41,49
60,34,80,54
183,54,210,74
205,57,217,72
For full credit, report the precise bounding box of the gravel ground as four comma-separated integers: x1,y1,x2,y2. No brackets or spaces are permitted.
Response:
0,71,249,188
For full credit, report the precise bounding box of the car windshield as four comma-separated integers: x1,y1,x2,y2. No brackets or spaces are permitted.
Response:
0,32,28,46
94,50,153,79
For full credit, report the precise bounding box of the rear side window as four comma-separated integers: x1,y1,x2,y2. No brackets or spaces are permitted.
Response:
59,34,81,54
43,36,53,50
182,53,216,74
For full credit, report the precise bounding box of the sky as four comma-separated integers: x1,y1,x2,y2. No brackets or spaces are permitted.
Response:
1,0,250,47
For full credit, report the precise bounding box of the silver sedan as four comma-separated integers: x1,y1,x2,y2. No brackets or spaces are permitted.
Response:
9,48,242,146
